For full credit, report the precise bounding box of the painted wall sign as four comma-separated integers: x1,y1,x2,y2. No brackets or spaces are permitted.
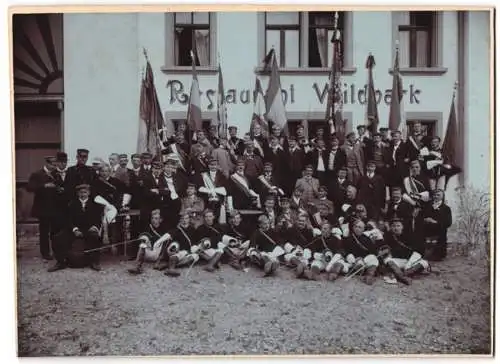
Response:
166,80,422,109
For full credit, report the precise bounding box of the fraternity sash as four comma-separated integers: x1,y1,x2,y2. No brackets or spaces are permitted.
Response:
231,173,260,201
200,172,227,199
177,224,193,247
258,175,285,196
351,234,370,254
408,135,421,151
170,144,186,172
391,234,413,253
260,229,279,247
164,176,179,200
253,138,264,157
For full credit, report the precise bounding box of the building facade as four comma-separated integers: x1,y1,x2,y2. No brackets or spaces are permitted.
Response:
13,10,491,219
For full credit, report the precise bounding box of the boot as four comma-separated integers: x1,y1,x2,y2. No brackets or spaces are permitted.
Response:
328,262,344,281
306,265,321,281
387,262,411,285
47,261,66,272
164,256,181,277
295,262,307,278
289,256,301,268
263,257,277,277
204,252,222,273
229,258,243,270
362,266,377,285
89,253,101,271
153,244,169,271
405,263,425,277
128,248,145,275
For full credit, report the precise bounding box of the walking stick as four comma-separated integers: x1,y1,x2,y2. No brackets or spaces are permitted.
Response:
83,238,144,253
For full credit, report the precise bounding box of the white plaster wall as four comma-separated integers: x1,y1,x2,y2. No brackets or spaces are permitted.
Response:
63,13,139,162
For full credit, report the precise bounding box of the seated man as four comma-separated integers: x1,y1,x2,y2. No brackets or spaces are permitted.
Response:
248,215,285,277
420,189,452,261
195,157,228,217
403,160,431,207
261,195,278,230
195,209,225,272
282,214,320,278
48,184,104,272
180,182,205,228
343,219,381,285
127,209,168,275
228,159,261,211
256,162,284,204
218,210,251,270
277,197,298,229
294,165,320,205
303,221,345,281
380,218,430,285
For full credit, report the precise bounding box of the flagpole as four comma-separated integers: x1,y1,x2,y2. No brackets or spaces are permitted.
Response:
142,48,152,154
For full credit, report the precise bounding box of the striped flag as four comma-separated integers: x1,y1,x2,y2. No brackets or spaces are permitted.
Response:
388,44,404,133
264,49,288,134
217,63,228,139
325,12,345,144
365,53,379,135
137,54,166,157
187,50,203,141
250,77,269,138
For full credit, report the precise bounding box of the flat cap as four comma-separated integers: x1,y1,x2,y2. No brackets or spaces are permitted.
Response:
75,184,90,191
56,152,67,162
77,148,89,154
45,156,57,163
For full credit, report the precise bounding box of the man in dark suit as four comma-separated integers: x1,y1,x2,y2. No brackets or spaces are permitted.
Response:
164,132,191,177
327,167,349,218
228,159,261,211
406,121,431,163
283,136,306,196
48,184,104,272
194,158,228,218
161,159,188,230
65,149,95,197
325,136,346,180
357,160,387,220
255,162,285,205
387,130,410,188
264,135,287,179
227,126,244,156
53,152,71,233
421,189,452,261
306,138,329,185
386,186,415,236
26,156,61,260
139,152,154,179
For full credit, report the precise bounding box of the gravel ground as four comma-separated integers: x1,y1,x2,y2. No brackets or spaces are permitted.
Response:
17,237,491,356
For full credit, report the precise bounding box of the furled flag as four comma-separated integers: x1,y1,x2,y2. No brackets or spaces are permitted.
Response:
388,42,404,134
250,77,269,138
263,48,288,134
187,50,203,142
137,49,169,156
365,53,379,135
217,62,228,139
442,84,462,172
325,12,345,144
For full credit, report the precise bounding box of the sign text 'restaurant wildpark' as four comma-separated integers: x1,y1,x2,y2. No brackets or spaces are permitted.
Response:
166,80,422,109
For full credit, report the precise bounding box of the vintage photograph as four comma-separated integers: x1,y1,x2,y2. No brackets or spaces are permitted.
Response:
13,7,493,356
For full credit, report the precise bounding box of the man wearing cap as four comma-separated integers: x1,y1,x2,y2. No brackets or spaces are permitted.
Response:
421,189,452,261
306,138,329,185
380,217,430,285
402,159,432,207
294,165,320,205
251,123,267,156
65,149,95,195
283,136,306,196
282,214,317,279
277,197,298,229
365,133,390,175
228,159,261,211
27,156,61,260
164,132,190,176
181,183,205,228
53,152,70,229
289,187,308,217
269,123,287,147
256,162,284,204
227,126,244,156
327,168,349,217
48,184,105,271
113,154,131,186
139,152,154,177
386,186,415,236
341,132,365,186
194,157,228,219
162,160,187,229
248,215,285,277
242,140,264,184
263,135,286,179
325,136,347,180
310,186,335,225
357,160,387,220
192,130,214,157
295,124,311,153
387,130,410,187
407,121,431,163
141,161,166,225
191,143,210,176
342,219,382,285
379,127,391,147
108,153,120,177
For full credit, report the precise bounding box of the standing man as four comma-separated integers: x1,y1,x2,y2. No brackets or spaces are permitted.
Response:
227,126,243,156
65,148,95,195
306,138,328,186
283,136,306,196
27,156,60,260
341,132,365,186
407,121,431,163
357,160,386,220
242,141,264,185
387,130,410,188
294,165,320,205
325,136,346,180
211,138,235,178
108,153,120,177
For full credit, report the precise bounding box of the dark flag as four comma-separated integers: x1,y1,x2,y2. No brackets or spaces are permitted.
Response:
442,84,462,172
264,48,288,135
388,42,404,133
187,50,203,143
217,62,228,139
365,53,379,135
325,12,345,144
137,49,166,157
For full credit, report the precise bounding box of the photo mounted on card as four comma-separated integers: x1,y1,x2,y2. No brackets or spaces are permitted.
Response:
11,4,494,357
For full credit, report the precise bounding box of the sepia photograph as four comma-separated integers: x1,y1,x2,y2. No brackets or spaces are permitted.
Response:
12,5,493,356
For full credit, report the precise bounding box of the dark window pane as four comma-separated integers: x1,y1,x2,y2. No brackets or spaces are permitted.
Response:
410,11,434,27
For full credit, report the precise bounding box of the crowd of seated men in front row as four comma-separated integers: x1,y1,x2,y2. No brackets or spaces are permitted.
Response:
26,121,457,285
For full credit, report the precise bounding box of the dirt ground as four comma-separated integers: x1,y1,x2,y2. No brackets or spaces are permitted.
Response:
16,236,491,356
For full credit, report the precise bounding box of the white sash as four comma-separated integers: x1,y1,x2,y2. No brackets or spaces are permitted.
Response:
258,175,284,196
171,144,186,171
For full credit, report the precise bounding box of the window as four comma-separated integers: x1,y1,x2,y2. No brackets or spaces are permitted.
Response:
173,12,211,67
398,12,435,68
265,12,301,68
308,12,344,68
288,118,349,141
406,119,436,137
172,119,213,133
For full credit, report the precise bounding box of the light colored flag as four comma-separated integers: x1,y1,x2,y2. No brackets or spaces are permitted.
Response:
264,49,288,133
250,77,269,138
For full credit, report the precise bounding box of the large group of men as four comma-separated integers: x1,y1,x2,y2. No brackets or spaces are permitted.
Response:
26,120,459,285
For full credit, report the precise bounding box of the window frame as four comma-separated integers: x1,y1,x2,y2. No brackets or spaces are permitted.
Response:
398,11,434,68
256,11,356,75
163,12,218,74
307,11,345,69
264,12,302,68
173,12,211,68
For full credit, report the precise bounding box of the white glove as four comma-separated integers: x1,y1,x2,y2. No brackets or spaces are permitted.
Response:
312,228,322,237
